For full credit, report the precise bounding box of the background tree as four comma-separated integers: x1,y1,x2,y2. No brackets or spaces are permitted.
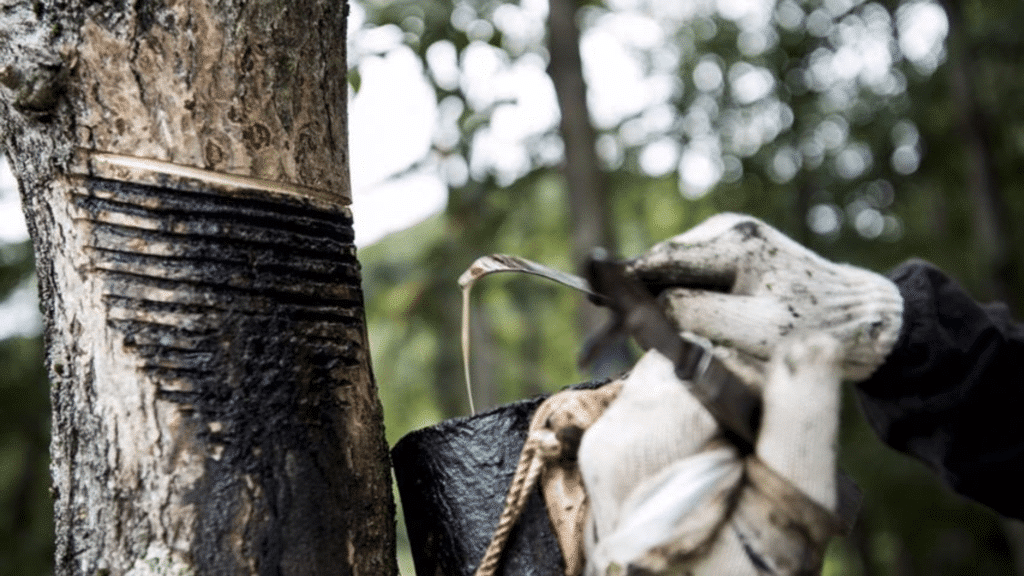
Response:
0,1,395,575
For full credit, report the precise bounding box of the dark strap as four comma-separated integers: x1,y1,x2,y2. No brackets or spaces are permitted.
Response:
585,251,762,448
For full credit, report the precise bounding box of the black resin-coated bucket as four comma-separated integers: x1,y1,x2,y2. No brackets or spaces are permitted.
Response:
391,381,605,576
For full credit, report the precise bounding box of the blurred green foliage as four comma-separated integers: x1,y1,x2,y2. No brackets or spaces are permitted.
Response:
355,0,1024,573
0,240,51,576
2,0,1024,573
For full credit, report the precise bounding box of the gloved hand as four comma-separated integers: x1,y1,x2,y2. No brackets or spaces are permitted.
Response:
579,334,846,575
628,213,903,381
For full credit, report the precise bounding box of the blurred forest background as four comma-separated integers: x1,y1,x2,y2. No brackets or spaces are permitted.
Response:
2,0,1024,573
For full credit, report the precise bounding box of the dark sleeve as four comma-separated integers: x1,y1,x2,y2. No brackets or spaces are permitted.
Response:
856,259,1024,520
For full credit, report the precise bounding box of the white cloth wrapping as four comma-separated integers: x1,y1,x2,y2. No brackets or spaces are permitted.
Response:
579,333,846,575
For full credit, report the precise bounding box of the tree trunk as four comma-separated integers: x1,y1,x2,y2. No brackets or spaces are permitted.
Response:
0,1,397,575
546,0,629,378
547,0,612,261
938,0,1024,314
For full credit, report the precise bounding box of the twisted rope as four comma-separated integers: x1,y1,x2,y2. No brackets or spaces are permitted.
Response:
474,435,548,576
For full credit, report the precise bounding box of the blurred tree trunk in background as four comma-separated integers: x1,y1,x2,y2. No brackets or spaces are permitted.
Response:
928,0,1024,559
938,0,1024,315
548,0,613,259
0,1,396,574
547,0,629,377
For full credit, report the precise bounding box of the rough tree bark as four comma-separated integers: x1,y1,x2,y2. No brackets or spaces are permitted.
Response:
0,1,396,574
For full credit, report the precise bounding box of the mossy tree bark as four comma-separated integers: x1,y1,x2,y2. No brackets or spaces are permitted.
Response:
0,1,397,574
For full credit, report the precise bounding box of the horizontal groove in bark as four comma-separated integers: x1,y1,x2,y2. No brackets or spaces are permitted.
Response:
77,213,354,262
89,227,360,281
93,263,362,307
128,338,361,375
98,276,362,320
103,293,365,327
74,183,355,250
78,179,355,237
75,175,368,574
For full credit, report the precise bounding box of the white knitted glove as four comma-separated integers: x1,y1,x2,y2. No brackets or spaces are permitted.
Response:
579,335,845,575
628,213,903,381
578,349,721,551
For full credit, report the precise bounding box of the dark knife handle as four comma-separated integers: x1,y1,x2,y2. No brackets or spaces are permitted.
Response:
585,251,762,448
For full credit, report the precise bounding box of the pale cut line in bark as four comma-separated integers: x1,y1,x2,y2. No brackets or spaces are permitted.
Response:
73,149,349,207
105,308,220,331
74,212,355,255
99,280,364,319
139,350,219,366
106,316,217,336
95,263,360,299
126,342,218,355
103,293,364,321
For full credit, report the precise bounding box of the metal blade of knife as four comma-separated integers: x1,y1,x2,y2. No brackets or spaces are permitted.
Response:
459,254,609,414
458,254,606,301
458,252,759,446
